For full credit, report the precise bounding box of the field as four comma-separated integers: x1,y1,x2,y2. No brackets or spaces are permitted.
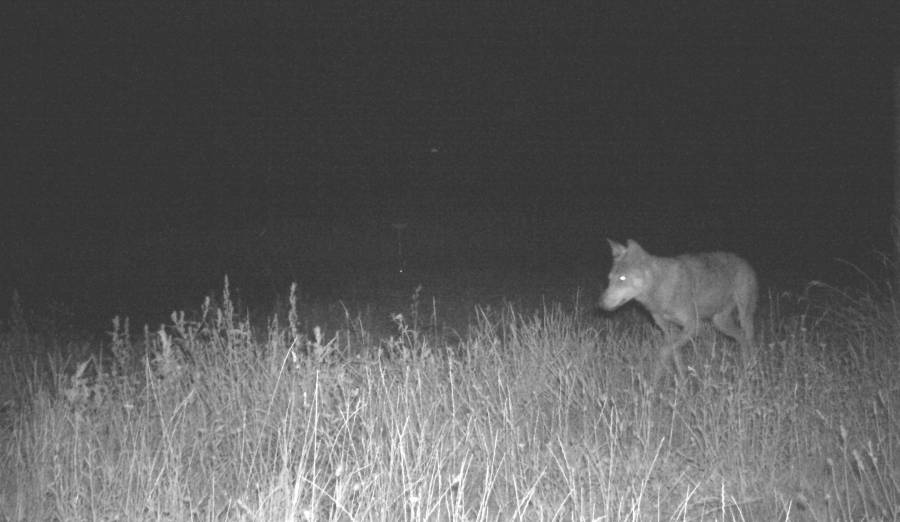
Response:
1,267,898,521
2,2,893,519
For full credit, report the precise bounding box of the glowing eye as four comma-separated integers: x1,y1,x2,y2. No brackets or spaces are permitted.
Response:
618,275,627,281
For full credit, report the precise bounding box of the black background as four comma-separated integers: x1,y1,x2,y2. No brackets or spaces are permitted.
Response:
1,3,896,328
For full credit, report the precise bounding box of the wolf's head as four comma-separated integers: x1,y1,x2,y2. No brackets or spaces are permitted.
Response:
600,239,651,311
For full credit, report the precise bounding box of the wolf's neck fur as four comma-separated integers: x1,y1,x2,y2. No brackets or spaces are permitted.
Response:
637,254,685,312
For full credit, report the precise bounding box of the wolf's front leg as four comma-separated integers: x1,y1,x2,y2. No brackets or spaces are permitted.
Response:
652,343,679,386
650,315,680,385
653,318,698,387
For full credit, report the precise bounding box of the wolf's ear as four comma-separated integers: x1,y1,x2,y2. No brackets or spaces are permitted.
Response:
607,239,627,259
625,239,645,254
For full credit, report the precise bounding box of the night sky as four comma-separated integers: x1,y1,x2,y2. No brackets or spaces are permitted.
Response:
1,3,896,328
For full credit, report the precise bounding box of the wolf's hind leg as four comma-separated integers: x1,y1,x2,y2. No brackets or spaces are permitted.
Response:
736,268,758,357
712,306,743,337
736,296,756,358
713,305,751,365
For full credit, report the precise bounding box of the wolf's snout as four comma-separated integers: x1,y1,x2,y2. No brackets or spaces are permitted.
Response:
600,292,625,311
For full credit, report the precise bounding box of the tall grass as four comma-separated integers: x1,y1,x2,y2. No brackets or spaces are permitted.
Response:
1,278,898,521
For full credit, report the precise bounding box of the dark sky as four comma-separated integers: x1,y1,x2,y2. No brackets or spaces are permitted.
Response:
0,3,896,324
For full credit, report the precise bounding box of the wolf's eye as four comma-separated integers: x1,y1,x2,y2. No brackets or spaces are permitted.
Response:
618,275,627,282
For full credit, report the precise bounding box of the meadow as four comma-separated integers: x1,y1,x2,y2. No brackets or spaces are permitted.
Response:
0,264,898,521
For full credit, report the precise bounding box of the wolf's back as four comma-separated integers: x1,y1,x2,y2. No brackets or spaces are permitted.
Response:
676,251,757,325
679,252,753,286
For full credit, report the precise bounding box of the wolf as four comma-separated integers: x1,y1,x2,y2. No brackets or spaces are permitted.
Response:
600,239,758,385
